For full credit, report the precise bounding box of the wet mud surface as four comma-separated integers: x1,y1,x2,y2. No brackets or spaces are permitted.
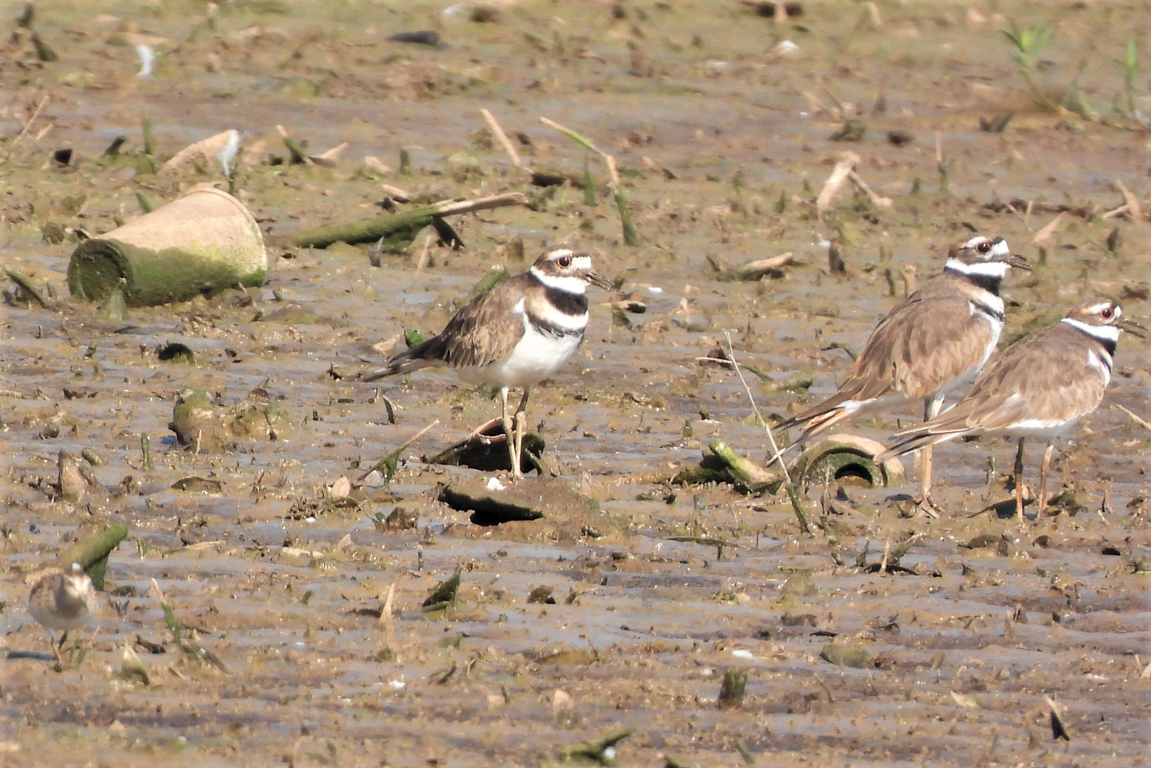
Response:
1,1,1150,766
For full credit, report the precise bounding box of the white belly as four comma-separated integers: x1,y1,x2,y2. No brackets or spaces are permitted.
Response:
457,323,583,388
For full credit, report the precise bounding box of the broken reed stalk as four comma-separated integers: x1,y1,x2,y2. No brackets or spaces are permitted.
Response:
847,170,892,209
815,151,858,221
151,578,227,670
722,331,813,536
935,131,949,194
718,669,749,709
3,268,47,307
276,124,311,165
1114,403,1151,430
378,581,399,653
0,94,49,165
290,192,527,250
358,418,441,484
141,433,155,471
142,115,156,157
413,231,434,277
540,116,639,245
480,108,522,169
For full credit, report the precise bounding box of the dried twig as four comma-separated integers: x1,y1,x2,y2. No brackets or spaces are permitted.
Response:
0,94,49,165
357,419,441,483
816,152,859,220
378,581,399,652
847,170,892,209
1114,403,1151,430
723,331,813,535
414,231,434,278
1114,179,1144,221
1032,212,1065,244
481,108,522,169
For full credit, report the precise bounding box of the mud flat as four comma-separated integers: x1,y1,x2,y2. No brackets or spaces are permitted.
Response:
1,1,1149,766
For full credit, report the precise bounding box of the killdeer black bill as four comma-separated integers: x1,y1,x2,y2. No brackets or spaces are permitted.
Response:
28,562,98,664
876,298,1144,519
774,235,1028,511
366,248,611,479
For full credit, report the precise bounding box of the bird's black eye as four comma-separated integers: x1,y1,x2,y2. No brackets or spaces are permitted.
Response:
1101,306,1114,319
557,254,572,268
975,240,992,254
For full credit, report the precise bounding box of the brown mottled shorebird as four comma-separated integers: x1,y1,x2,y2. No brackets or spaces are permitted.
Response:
28,562,98,663
365,248,611,479
775,235,1028,513
877,298,1144,518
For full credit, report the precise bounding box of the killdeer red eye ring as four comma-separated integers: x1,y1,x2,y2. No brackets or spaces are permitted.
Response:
557,255,572,267
976,241,991,254
1101,307,1113,319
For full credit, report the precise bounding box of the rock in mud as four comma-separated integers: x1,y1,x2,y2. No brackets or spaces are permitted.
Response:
438,475,626,540
169,388,293,452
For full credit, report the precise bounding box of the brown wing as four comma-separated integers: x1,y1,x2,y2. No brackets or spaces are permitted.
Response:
412,274,531,368
945,325,1106,431
368,274,530,379
852,294,998,401
783,292,995,434
882,324,1108,453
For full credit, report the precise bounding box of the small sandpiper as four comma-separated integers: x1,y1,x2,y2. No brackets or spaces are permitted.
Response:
28,562,99,663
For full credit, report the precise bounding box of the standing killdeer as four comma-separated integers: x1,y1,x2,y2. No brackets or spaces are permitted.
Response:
28,562,98,663
775,235,1029,510
366,248,612,479
876,298,1144,518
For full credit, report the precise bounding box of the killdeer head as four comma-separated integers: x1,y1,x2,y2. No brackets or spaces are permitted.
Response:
529,249,613,293
944,235,1030,279
1061,297,1146,342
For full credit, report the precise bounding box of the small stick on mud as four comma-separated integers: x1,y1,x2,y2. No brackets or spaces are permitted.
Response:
358,418,440,484
1032,212,1065,244
1114,179,1144,221
378,581,399,654
847,170,892,209
0,94,49,165
815,152,858,220
935,131,949,193
151,578,227,671
413,232,434,278
723,332,813,536
480,108,522,169
540,116,639,245
1114,403,1151,431
141,433,155,471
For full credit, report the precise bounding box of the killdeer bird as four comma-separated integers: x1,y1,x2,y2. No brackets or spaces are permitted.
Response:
775,235,1028,510
28,563,98,663
366,248,612,479
876,298,1144,518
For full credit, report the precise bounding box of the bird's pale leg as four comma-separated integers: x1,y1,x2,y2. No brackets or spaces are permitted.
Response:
498,386,519,479
1013,438,1026,520
512,388,531,479
1038,442,1055,515
914,395,944,515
